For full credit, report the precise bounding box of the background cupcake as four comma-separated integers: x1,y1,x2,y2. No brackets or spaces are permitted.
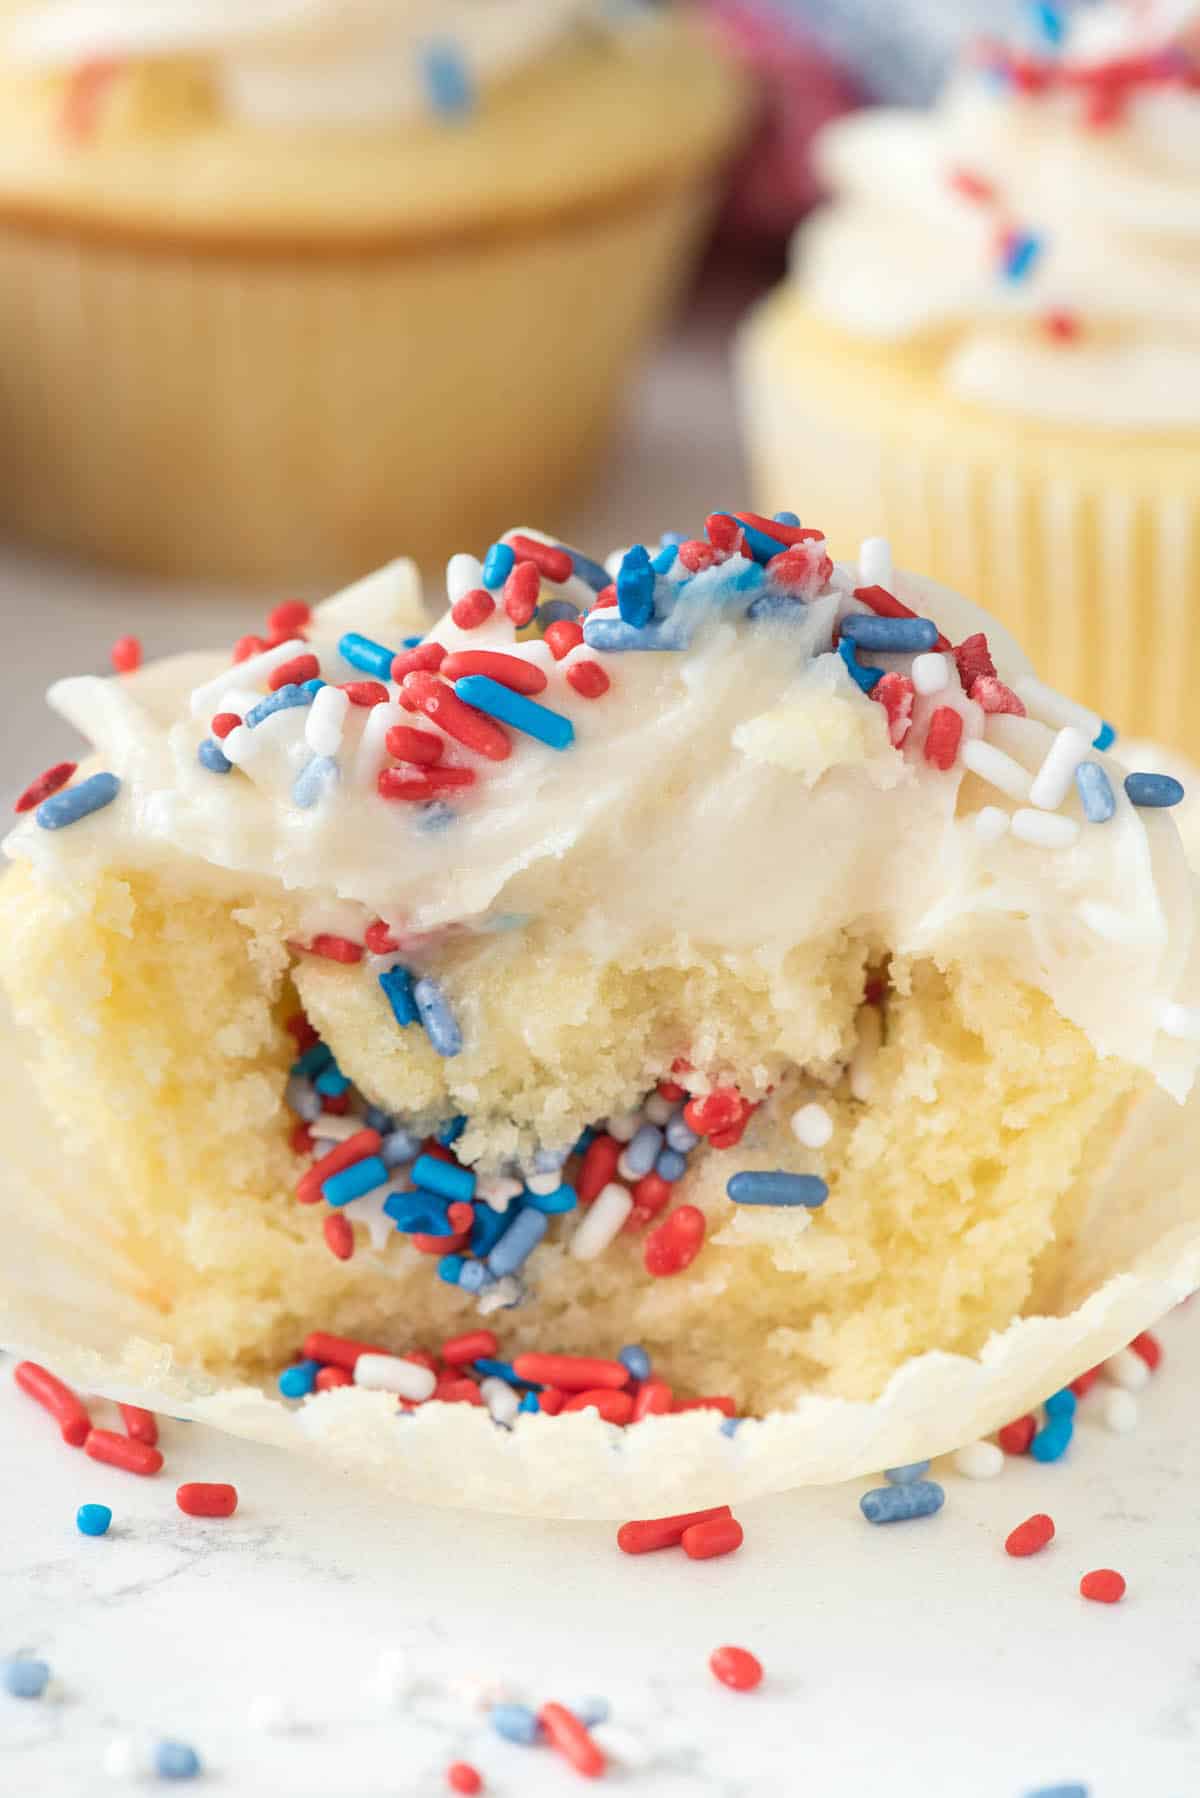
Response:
0,0,745,587
739,0,1200,753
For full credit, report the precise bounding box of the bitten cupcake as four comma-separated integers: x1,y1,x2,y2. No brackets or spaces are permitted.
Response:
0,1,745,585
739,0,1200,753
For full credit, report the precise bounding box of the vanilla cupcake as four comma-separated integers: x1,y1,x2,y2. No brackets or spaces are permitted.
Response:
740,0,1200,753
0,2,745,584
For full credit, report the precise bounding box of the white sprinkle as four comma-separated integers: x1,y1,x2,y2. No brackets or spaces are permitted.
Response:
974,805,1010,843
791,1103,833,1149
446,553,484,604
1077,901,1157,946
954,1440,1004,1480
525,1171,561,1196
307,1113,368,1142
911,652,950,696
353,1354,437,1401
605,1111,641,1144
477,1275,523,1316
102,1736,144,1780
1102,1389,1139,1434
476,1174,523,1211
219,723,265,770
305,682,350,757
372,1647,417,1705
1011,809,1079,849
247,1695,295,1734
189,639,307,718
591,1725,653,1773
480,1376,520,1425
352,700,405,790
857,536,893,588
1103,1348,1149,1392
961,738,1033,803
849,1005,882,1103
1014,676,1101,744
571,1182,634,1261
643,1093,674,1126
1029,726,1089,811
1159,1001,1200,1041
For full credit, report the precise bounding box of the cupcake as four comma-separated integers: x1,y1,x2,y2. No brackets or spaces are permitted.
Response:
739,0,1200,754
0,3,745,586
2,512,1199,1516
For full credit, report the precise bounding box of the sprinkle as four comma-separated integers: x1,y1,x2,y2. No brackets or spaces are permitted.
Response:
709,1646,763,1691
924,706,963,771
480,1374,519,1421
419,38,475,116
1006,1513,1055,1557
482,542,516,589
506,535,573,585
570,1182,634,1259
998,1415,1037,1455
1158,1002,1200,1041
726,1170,828,1208
999,228,1043,281
14,1361,91,1446
860,1482,945,1524
545,619,585,660
682,1516,745,1559
85,1429,163,1476
322,1157,387,1208
566,658,611,699
1102,1390,1139,1434
644,1205,706,1277
838,637,882,693
1014,676,1100,743
338,632,397,680
324,1214,354,1259
1131,1331,1161,1370
911,652,949,695
841,614,938,653
354,1354,437,1401
267,600,311,638
269,652,320,692
446,1764,483,1795
292,755,337,809
503,561,541,628
176,1483,238,1518
873,671,915,746
302,1331,388,1369
954,1441,1004,1480
540,1704,606,1779
1024,1788,1088,1798
558,544,612,592
412,1153,475,1204
453,674,574,751
1030,726,1089,810
3,1658,50,1699
1104,1348,1149,1392
961,738,1032,802
119,1404,158,1446
1011,809,1079,849
1045,1387,1077,1419
391,643,446,683
1094,720,1116,751
858,539,893,586
972,676,1026,716
1075,760,1115,822
1080,1568,1125,1604
616,545,655,628
490,1703,540,1746
110,635,142,674
243,684,314,730
14,761,77,813
36,770,120,830
884,1462,930,1484
402,671,511,761
305,934,363,964
413,975,463,1057
76,1503,112,1536
1030,1416,1073,1462
153,1740,202,1781
305,683,350,756
512,1354,628,1392
618,1345,651,1382
1125,771,1184,808
452,589,496,630
487,1206,548,1277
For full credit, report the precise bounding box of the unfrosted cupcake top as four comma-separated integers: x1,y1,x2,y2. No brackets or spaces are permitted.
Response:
798,0,1200,429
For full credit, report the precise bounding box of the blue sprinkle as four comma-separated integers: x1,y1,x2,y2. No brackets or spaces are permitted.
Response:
303,679,325,697
323,1156,387,1207
379,964,419,1029
618,1345,651,1382
438,1255,465,1286
655,1149,687,1182
747,593,808,625
313,1065,350,1097
411,1153,475,1205
728,559,767,594
384,1191,452,1235
1044,1387,1077,1420
651,544,678,575
1029,0,1066,47
454,674,574,752
36,770,120,830
573,1126,597,1156
473,1358,534,1387
458,1259,496,1294
490,1703,541,1746
364,1104,395,1134
659,531,688,548
1075,761,1115,823
487,1206,548,1277
243,684,313,729
575,1697,611,1728
381,1127,420,1168
583,614,689,653
1025,1787,1088,1798
291,1042,332,1079
469,1202,510,1258
532,1145,569,1173
727,1170,829,1208
665,1116,700,1153
1093,720,1117,752
197,737,232,775
284,1077,320,1122
518,1390,539,1414
860,1481,945,1524
838,638,883,693
622,1123,663,1179
337,632,396,680
1001,230,1043,282
417,801,458,833
402,635,424,650
482,542,516,589
438,1115,468,1146
841,614,938,653
419,38,475,117
720,1416,743,1438
557,544,612,593
278,1359,320,1399
538,599,581,626
523,1183,577,1215
884,1461,931,1485
773,510,802,526
153,1740,202,1781
1125,771,1185,808
1031,1417,1073,1462
711,512,787,564
2,1658,50,1699
76,1502,112,1537
413,976,463,1057
617,545,655,627
292,754,337,810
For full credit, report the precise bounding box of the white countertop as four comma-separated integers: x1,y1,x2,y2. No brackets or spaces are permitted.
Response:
3,303,1200,1798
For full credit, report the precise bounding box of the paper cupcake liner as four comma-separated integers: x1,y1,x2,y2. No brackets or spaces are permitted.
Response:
0,175,715,589
3,996,1198,1519
738,296,1200,758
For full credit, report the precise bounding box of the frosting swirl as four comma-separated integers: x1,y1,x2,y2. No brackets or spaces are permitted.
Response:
797,0,1200,429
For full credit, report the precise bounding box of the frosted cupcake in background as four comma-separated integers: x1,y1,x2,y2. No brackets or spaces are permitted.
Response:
739,0,1200,754
0,1,745,586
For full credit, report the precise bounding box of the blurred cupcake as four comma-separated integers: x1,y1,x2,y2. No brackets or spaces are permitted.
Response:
0,1,746,586
739,0,1200,752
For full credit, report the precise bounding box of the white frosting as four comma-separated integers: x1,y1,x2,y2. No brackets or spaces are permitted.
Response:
5,533,1199,1103
7,0,626,127
798,0,1200,429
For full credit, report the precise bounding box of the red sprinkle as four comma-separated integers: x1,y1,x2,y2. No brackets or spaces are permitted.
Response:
364,919,401,955
289,1122,314,1157
503,561,541,628
302,1331,390,1371
118,1404,158,1447
385,724,444,766
176,1482,238,1518
321,1092,350,1116
59,57,123,143
544,620,584,660
378,766,476,801
412,1201,474,1255
110,636,142,675
971,676,1026,717
709,1645,763,1691
644,1206,706,1277
566,660,611,700
451,589,496,631
577,1134,622,1205
539,1704,605,1780
683,1088,744,1138
266,600,311,638
617,1506,733,1555
441,650,548,696
512,1354,629,1392
1080,1568,1126,1604
269,653,319,692
629,1172,672,1217
538,1388,566,1417
657,1080,686,1102
631,1379,674,1421
1071,1367,1103,1399
948,166,997,204
285,1011,317,1050
873,672,915,747
315,1366,353,1392
682,1516,744,1561
440,1330,499,1367
705,514,744,556
434,1378,486,1407
401,671,511,761
673,1395,736,1418
855,584,952,652
14,1362,91,1447
954,632,995,690
342,680,391,707
211,712,240,740
506,535,573,585
592,584,618,610
85,1430,163,1477
1043,309,1082,344
1131,1331,1161,1371
733,511,825,547
14,762,77,814
677,539,715,573
1005,1513,1055,1558
232,634,267,664
297,1133,383,1206
446,1763,484,1795
305,935,364,965
924,707,964,771
561,1389,635,1424
998,1415,1038,1455
391,643,447,682
323,1213,355,1261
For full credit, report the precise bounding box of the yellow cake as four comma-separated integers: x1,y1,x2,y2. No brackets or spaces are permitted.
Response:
0,2,746,585
739,0,1200,755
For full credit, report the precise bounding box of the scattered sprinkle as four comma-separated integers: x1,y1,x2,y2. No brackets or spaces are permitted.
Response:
76,1502,112,1536
1079,1568,1126,1604
709,1645,763,1691
1006,1513,1055,1558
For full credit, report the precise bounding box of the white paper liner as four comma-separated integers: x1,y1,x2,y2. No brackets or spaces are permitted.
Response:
4,1000,1199,1518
